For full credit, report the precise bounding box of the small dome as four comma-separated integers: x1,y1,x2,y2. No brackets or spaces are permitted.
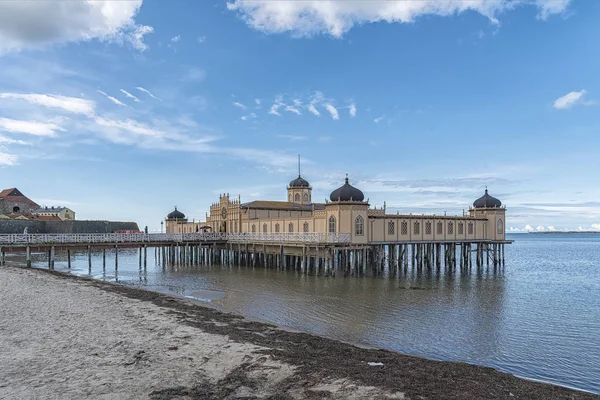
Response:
289,175,310,188
330,176,365,202
167,207,186,219
473,189,502,208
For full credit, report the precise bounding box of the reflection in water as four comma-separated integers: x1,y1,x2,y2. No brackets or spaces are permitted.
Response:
14,234,600,394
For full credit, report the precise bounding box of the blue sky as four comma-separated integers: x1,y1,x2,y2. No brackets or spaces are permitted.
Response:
0,0,599,232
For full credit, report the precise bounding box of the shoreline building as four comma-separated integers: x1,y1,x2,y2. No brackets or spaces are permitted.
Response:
165,172,506,245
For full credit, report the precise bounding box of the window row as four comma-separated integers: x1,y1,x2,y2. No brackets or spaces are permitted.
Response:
328,215,364,236
388,221,476,236
289,193,310,202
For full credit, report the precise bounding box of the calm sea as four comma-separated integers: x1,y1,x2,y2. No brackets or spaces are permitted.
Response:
21,233,600,394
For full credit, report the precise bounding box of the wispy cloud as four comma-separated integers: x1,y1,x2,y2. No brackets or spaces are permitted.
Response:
182,67,206,82
197,36,206,43
0,152,17,166
0,135,30,145
97,90,127,107
308,104,320,116
233,101,247,110
285,105,302,115
269,96,284,116
374,115,385,124
553,89,593,110
277,134,307,141
255,98,261,108
349,102,357,117
324,103,339,120
0,117,64,137
241,113,257,121
171,35,181,43
0,93,95,116
135,86,162,101
120,89,140,103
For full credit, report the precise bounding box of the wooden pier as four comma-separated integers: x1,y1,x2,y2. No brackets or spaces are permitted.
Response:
0,233,509,276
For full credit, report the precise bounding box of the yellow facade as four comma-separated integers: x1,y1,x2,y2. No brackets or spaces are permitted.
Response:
166,175,506,244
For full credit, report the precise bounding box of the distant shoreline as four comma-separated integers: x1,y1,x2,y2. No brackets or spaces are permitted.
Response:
527,231,600,234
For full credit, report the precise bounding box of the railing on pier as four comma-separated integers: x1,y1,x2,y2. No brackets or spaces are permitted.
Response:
226,232,351,244
0,232,351,246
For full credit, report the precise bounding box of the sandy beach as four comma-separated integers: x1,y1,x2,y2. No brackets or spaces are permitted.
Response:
0,265,596,400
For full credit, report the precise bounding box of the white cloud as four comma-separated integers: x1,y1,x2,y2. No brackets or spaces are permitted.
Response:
0,93,95,116
349,103,357,117
120,89,140,103
233,102,247,110
197,35,206,43
135,87,162,101
97,90,127,107
226,0,571,37
592,223,600,231
374,115,385,124
308,104,320,116
285,105,302,115
547,225,556,231
553,89,592,110
240,113,257,121
255,98,261,108
0,117,63,137
324,103,339,120
524,224,534,232
0,152,17,166
171,35,181,43
269,96,284,116
535,225,545,231
0,0,152,54
0,135,29,145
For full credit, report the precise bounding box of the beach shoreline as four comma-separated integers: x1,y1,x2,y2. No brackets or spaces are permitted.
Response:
0,264,597,400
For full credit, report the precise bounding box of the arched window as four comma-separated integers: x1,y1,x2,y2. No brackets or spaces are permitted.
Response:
275,223,280,233
497,219,504,234
413,221,420,235
288,222,294,233
468,222,474,235
12,206,20,213
448,222,454,235
437,222,443,235
426,221,432,235
388,221,395,235
401,221,408,235
294,193,300,202
252,224,256,233
458,222,464,235
355,215,364,236
288,193,292,202
329,216,336,233
263,224,267,233
303,222,309,232
303,192,309,202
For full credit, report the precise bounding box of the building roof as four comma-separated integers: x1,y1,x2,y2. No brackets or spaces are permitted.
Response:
167,206,186,219
0,188,40,208
473,189,502,209
241,200,325,211
330,176,365,202
35,215,63,221
289,175,310,188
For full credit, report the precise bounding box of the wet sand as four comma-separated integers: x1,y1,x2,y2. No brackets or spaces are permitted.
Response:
0,265,597,400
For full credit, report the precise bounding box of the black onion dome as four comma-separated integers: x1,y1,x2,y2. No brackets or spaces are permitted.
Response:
289,175,310,188
473,189,502,208
330,176,365,202
167,207,186,219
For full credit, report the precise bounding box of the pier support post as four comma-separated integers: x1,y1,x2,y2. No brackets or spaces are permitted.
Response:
67,249,71,269
88,245,92,272
26,246,31,268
